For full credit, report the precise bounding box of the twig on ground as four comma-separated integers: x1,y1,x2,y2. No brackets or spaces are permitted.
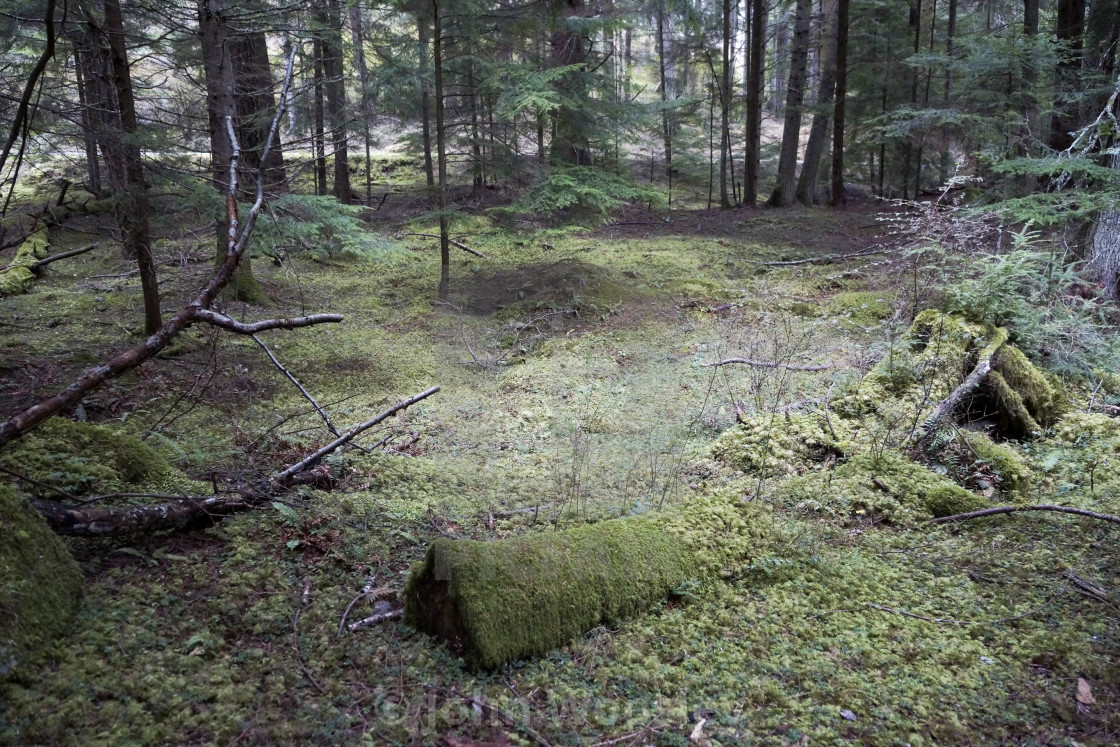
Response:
346,609,403,631
756,244,896,266
704,358,833,371
400,232,489,258
0,463,79,501
338,586,396,636
30,242,99,269
927,504,1120,526
272,386,440,485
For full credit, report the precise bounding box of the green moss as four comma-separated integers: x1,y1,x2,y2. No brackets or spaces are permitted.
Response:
993,345,1061,426
0,483,82,681
0,417,192,496
777,450,986,523
710,414,847,476
1048,412,1120,446
404,518,694,669
0,226,49,296
958,431,1034,498
828,291,892,326
983,371,1041,439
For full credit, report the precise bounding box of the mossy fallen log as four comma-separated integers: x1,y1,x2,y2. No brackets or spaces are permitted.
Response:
0,196,112,297
0,483,82,681
404,518,695,669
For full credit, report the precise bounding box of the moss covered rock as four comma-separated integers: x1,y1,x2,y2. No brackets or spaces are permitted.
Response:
0,483,82,680
404,518,694,669
0,417,183,497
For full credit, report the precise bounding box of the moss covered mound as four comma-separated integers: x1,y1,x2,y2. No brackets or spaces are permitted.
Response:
992,345,1062,426
0,484,83,681
710,414,848,476
828,291,893,327
778,450,987,523
0,417,178,497
404,519,693,669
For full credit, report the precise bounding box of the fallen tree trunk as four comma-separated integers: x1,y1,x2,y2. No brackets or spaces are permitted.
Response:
0,197,112,296
30,386,440,536
404,518,693,669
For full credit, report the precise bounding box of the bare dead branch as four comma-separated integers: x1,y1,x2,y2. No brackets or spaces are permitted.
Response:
756,244,895,266
30,242,100,269
272,386,441,486
704,358,833,371
194,309,343,334
401,232,489,258
927,504,1120,526
346,609,403,631
251,334,339,436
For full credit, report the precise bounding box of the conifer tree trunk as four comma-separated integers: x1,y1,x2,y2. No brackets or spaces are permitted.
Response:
230,32,286,193
769,0,812,206
432,0,450,300
197,0,268,305
71,46,102,195
1051,0,1087,151
657,3,673,201
103,0,161,335
312,35,327,196
744,0,765,206
830,0,849,206
418,17,435,187
349,4,374,206
719,0,733,208
550,0,592,165
797,0,838,205
323,0,349,204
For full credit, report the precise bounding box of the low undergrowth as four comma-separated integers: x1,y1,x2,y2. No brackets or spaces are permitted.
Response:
1,200,1118,745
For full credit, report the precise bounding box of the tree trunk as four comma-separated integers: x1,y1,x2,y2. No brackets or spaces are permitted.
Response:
797,0,838,205
744,0,765,206
550,0,592,165
312,35,327,196
769,0,812,206
103,0,161,335
322,0,349,204
197,0,268,305
230,31,287,193
350,4,374,207
418,16,435,187
432,0,450,300
71,45,102,195
1051,0,1087,151
719,0,734,208
830,0,849,206
1092,151,1120,299
657,3,673,202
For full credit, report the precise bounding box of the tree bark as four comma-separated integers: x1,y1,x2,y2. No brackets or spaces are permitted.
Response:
230,31,287,193
719,0,734,208
322,0,350,204
350,3,375,205
1051,0,1087,151
103,0,161,335
197,0,269,305
797,0,838,205
744,0,765,206
418,15,435,186
313,34,327,196
657,3,673,202
0,0,57,181
432,0,450,299
769,0,812,206
549,0,592,165
830,0,849,206
1092,150,1120,299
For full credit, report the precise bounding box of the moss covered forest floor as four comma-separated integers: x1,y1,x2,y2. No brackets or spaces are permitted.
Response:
1,187,1119,745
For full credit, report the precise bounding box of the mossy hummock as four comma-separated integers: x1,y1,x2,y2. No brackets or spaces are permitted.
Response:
404,519,694,669
0,483,83,681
